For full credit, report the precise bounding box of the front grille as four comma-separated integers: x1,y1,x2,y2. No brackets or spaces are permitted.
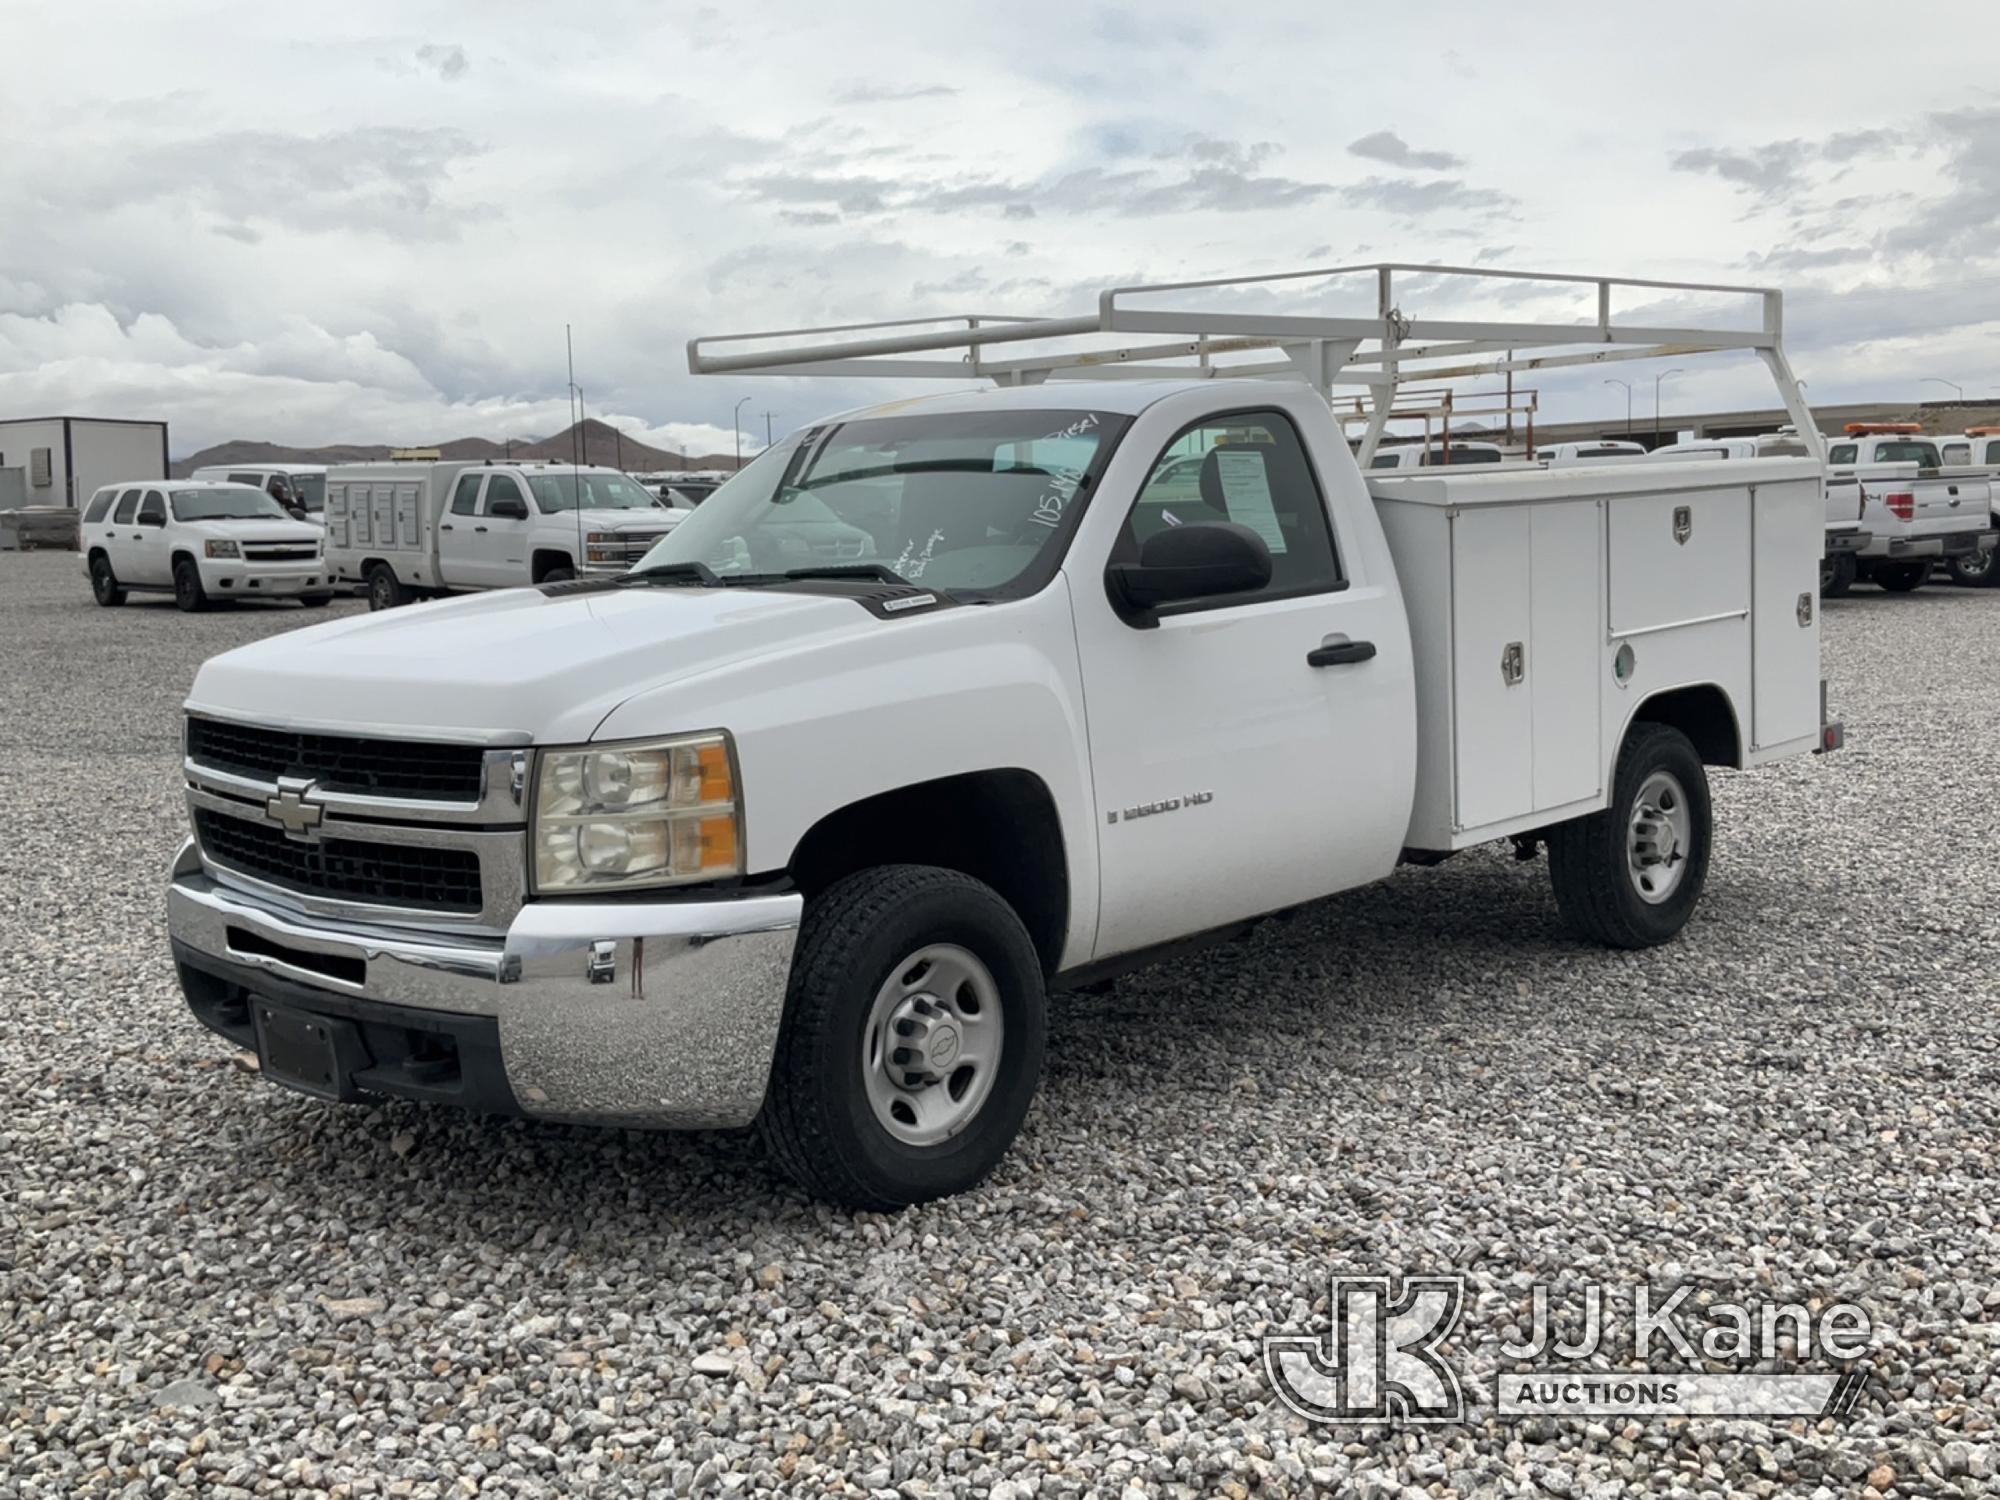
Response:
187,718,485,801
601,531,669,564
241,543,319,562
195,809,483,913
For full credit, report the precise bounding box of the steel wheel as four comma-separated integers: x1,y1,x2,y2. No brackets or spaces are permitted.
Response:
1626,769,1692,904
1948,540,1997,586
861,943,1005,1147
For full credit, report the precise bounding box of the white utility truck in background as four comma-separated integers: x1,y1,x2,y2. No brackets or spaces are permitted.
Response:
190,463,328,523
1639,433,1872,596
1824,426,1995,593
1540,439,1647,465
166,265,1842,1208
1935,429,2000,587
1366,437,1505,469
320,460,683,610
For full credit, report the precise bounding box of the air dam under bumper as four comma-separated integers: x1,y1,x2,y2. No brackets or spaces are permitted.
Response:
166,843,801,1129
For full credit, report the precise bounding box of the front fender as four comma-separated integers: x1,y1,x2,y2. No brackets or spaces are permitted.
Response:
590,582,1101,965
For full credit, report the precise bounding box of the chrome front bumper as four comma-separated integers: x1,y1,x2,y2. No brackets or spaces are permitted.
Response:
166,841,801,1128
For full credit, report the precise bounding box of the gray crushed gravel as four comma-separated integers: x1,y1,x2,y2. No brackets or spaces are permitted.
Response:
2,550,1998,1498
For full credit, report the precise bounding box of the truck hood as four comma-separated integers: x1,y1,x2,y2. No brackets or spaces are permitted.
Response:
185,583,873,744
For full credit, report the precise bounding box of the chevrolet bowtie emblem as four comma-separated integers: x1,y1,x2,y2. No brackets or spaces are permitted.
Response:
265,779,325,838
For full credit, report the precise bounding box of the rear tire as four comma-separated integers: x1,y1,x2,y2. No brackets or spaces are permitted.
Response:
366,564,407,611
172,558,208,613
298,592,332,609
1547,722,1711,950
1946,531,1998,587
1873,560,1928,593
758,865,1046,1210
89,554,126,607
1819,552,1856,599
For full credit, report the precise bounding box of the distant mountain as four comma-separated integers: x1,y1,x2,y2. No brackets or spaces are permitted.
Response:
172,418,744,478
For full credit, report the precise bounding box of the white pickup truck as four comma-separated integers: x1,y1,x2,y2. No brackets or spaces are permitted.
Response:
165,265,1843,1207
1936,431,2000,587
321,460,685,610
1824,430,1995,592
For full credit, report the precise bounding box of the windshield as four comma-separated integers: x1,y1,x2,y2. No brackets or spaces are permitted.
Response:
633,409,1129,595
1424,446,1503,465
289,473,325,512
172,486,293,522
527,472,662,512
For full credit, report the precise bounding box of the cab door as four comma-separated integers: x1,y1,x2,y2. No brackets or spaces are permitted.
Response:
1071,402,1415,960
435,471,487,587
468,473,533,586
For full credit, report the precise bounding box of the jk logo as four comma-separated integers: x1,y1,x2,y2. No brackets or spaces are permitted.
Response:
1264,1275,1466,1424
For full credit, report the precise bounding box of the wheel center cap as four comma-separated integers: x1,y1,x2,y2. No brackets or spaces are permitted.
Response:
929,1025,960,1069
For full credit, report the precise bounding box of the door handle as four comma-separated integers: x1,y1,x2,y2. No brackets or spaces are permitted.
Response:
441,523,454,531
1307,640,1377,667
475,525,489,533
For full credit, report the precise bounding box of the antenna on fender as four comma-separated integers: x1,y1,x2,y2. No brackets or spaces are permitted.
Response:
567,324,584,573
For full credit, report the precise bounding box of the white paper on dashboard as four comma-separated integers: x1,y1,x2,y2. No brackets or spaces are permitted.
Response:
1214,450,1288,554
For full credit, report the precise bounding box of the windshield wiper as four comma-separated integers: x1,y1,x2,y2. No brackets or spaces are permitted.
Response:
627,560,721,586
779,562,911,585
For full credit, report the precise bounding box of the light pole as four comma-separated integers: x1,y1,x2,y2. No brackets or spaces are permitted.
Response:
1922,377,1964,401
733,397,751,469
1653,368,1684,445
762,410,775,449
1604,378,1633,437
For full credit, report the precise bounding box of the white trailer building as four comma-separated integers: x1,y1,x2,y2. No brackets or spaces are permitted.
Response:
0,416,170,510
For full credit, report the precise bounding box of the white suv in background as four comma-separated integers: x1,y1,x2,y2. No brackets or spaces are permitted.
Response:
81,481,333,612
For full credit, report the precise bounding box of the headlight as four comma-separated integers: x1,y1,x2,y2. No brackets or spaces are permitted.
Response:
204,540,240,559
532,732,741,893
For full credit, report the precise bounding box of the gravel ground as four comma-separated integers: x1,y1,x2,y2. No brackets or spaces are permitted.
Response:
4,549,1998,1499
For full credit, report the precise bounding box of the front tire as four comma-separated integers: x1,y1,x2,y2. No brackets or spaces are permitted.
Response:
89,554,126,607
298,592,332,609
1873,560,1928,593
1946,531,1998,587
540,567,576,585
759,865,1046,1210
172,558,209,613
366,563,407,611
1547,722,1711,949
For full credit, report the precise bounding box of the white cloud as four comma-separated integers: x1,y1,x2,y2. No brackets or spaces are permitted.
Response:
2,0,1998,457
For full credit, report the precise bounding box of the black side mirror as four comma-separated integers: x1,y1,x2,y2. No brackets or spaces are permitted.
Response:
488,496,529,520
1106,521,1272,625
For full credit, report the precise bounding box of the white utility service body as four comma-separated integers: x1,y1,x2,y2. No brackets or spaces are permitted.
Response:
165,264,1843,1209
321,460,681,609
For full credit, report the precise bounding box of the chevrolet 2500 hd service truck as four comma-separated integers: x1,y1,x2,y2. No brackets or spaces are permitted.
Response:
166,266,1842,1208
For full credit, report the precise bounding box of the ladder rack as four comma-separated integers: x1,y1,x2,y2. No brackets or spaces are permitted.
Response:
687,263,1823,465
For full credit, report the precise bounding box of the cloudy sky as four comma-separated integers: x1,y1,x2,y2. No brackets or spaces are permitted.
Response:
3,0,1996,459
